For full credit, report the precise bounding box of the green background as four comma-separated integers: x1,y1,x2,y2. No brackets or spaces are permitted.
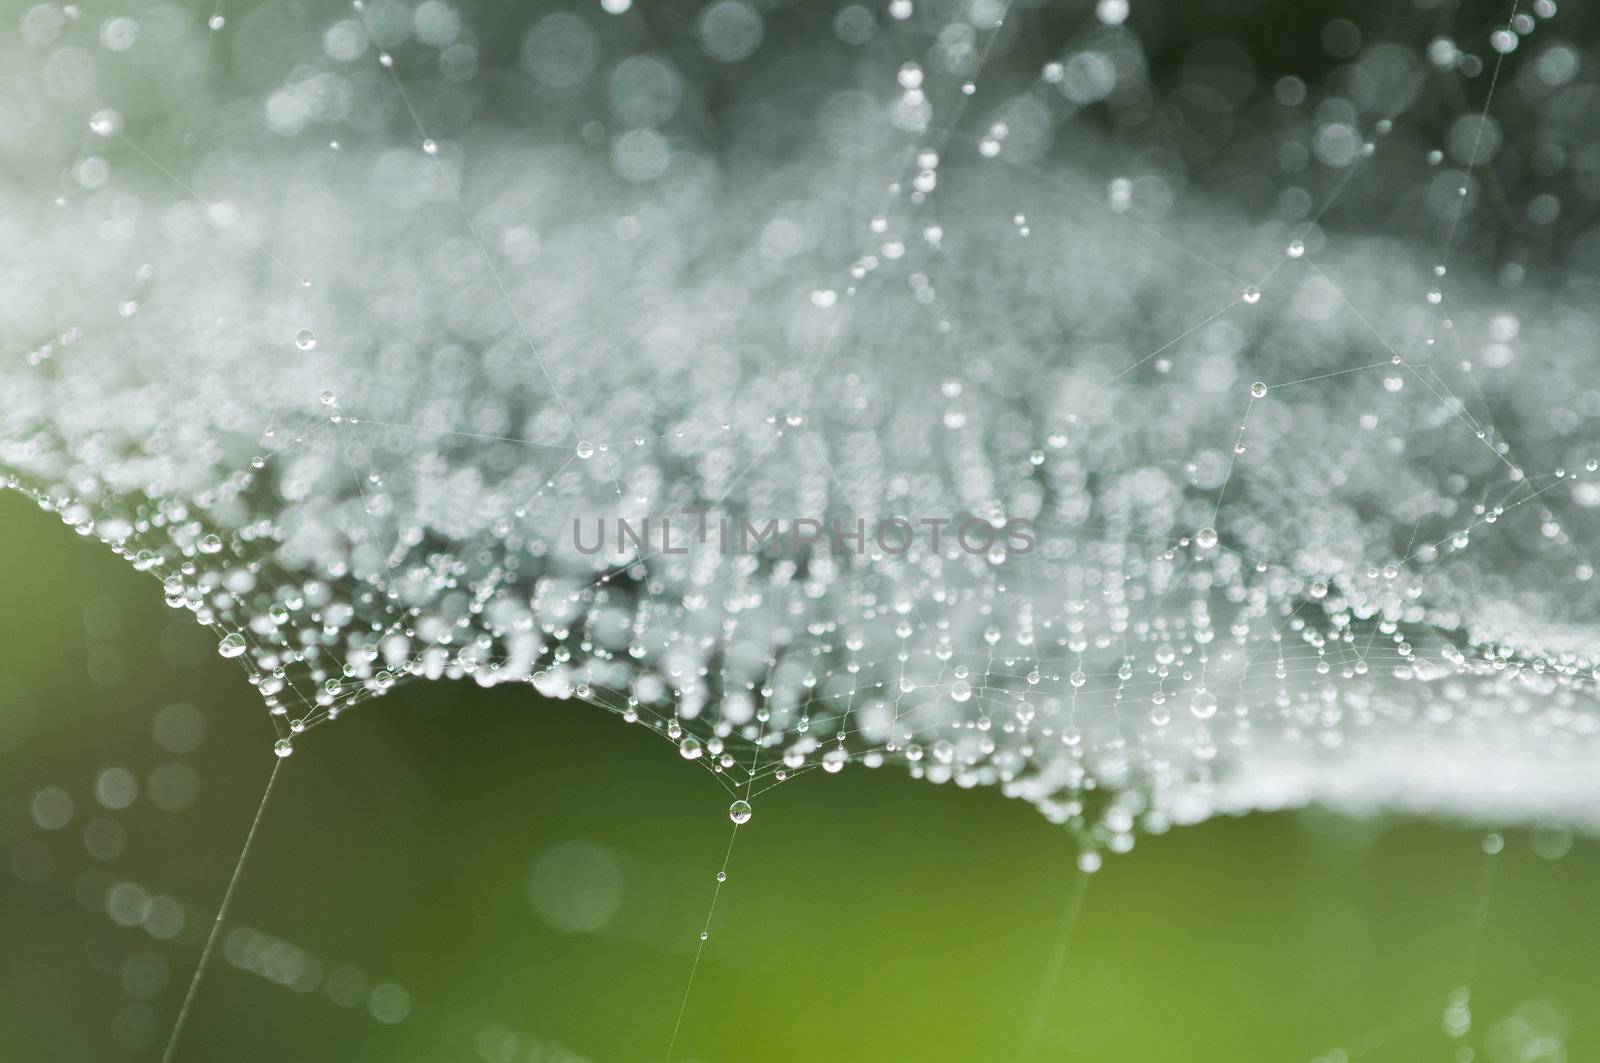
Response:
1,491,1594,1062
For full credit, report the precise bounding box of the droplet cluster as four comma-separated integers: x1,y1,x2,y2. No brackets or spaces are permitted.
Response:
3,0,1599,858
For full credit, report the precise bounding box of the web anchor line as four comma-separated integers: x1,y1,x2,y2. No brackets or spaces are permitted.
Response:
161,754,286,1063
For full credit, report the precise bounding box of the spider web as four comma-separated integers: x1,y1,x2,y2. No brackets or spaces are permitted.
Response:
1,0,1597,1059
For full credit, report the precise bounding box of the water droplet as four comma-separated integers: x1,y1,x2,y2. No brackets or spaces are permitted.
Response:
728,799,752,824
679,736,703,759
575,440,595,459
1242,285,1261,304
1250,381,1267,398
274,738,294,758
89,109,122,137
218,632,247,659
1195,526,1219,550
1286,239,1305,258
294,329,317,351
1190,690,1218,719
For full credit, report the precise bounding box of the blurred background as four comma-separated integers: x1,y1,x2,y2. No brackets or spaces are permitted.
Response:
3,472,1598,1062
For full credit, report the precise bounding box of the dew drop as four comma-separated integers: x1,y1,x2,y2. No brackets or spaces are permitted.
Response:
294,329,317,351
89,110,122,137
728,799,752,824
217,632,247,659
